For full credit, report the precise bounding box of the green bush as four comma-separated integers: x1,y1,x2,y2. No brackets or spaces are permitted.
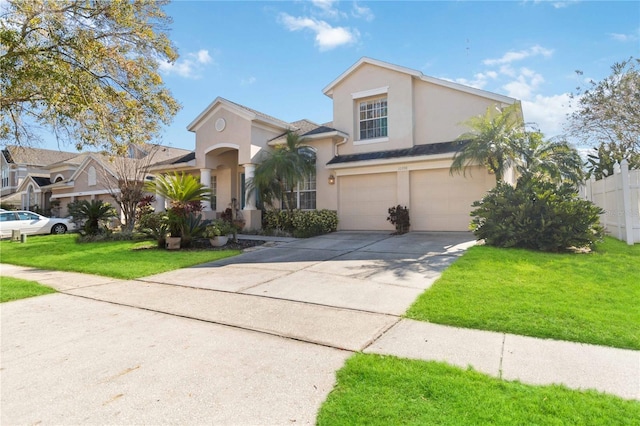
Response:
387,205,410,234
137,211,169,248
470,175,604,252
263,209,338,238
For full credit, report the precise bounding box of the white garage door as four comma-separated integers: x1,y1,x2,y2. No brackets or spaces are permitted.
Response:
339,173,396,230
410,166,493,231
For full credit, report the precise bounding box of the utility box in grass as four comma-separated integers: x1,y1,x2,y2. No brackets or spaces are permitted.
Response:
11,230,20,242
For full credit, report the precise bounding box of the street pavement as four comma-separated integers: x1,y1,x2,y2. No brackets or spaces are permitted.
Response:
1,232,638,425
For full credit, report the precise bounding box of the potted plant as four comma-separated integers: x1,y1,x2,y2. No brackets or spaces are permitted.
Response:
204,220,235,247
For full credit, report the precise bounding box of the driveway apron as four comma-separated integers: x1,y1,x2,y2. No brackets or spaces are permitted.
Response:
1,232,474,424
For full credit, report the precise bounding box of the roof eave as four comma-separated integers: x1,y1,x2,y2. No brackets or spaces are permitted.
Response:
326,152,456,169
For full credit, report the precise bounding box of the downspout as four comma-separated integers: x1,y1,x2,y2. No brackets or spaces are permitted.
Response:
334,137,348,157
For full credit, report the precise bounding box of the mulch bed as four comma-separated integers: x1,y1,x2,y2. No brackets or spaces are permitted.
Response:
190,238,266,250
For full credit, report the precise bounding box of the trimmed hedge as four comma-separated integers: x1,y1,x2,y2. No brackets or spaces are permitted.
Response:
263,209,338,238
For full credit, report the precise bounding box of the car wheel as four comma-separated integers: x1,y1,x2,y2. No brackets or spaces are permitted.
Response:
51,224,67,234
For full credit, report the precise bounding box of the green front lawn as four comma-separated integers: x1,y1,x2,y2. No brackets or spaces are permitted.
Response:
1,276,56,302
317,354,640,426
406,237,640,350
0,234,241,279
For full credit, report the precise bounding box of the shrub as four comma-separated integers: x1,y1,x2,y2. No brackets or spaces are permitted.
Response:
470,174,604,252
263,209,338,238
137,212,169,248
291,209,338,238
69,200,117,236
387,205,410,234
263,209,295,232
203,219,236,238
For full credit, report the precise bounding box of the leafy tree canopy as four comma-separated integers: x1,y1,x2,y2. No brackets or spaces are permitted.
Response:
568,57,640,152
0,0,181,153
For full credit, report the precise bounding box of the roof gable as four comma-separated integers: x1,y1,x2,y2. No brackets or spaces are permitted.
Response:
187,97,292,132
323,57,516,104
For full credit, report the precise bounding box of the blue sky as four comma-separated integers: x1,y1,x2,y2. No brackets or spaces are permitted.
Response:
46,1,640,151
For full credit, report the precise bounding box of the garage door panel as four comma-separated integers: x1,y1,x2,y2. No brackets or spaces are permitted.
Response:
411,167,491,231
339,173,396,231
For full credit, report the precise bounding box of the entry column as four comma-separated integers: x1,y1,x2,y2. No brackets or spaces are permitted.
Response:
242,163,261,231
200,168,212,211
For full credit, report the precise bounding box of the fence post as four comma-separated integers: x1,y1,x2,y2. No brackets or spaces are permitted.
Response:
619,159,634,245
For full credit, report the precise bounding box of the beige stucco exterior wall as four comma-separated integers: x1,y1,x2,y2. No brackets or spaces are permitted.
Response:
194,108,252,170
306,137,338,211
413,82,509,144
331,63,414,155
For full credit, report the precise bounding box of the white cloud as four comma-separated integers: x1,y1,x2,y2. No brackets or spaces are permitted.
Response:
609,30,639,42
551,1,580,8
521,93,574,137
502,67,545,99
531,0,580,8
311,0,345,19
196,49,212,64
455,71,498,90
241,76,256,86
279,13,358,51
352,2,374,21
158,49,213,79
483,45,554,66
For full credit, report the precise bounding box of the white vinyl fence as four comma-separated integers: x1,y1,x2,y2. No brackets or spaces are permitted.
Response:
583,159,640,245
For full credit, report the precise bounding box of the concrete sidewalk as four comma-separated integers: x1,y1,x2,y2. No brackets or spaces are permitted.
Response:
1,232,639,423
2,262,638,403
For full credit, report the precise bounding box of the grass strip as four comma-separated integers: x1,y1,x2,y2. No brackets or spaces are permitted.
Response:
318,354,640,426
406,237,640,350
0,234,241,279
1,276,56,302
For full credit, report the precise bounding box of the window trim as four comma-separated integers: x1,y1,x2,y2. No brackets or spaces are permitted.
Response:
357,96,388,142
351,86,388,100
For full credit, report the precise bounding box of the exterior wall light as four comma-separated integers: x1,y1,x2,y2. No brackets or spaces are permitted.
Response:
328,174,336,185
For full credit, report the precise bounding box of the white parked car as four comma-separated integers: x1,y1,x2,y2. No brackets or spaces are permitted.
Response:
0,210,76,238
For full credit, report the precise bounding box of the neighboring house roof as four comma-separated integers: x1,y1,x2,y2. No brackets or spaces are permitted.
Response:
2,146,78,166
152,151,196,166
187,97,293,132
327,141,465,165
145,145,192,163
322,57,516,105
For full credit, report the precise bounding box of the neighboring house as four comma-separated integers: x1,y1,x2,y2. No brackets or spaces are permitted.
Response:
1,144,192,219
178,57,521,231
1,146,77,208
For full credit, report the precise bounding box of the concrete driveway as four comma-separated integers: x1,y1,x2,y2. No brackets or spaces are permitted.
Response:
1,231,473,425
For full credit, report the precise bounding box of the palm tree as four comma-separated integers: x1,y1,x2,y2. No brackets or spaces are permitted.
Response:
515,131,584,186
450,103,523,183
249,131,315,215
74,200,117,235
145,172,210,243
148,172,211,212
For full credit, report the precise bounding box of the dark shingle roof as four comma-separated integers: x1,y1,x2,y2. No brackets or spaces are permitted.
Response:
327,141,465,165
32,176,52,187
269,119,340,142
152,151,196,166
303,125,338,136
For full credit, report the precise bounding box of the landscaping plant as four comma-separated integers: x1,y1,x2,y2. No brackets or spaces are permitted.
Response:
387,205,410,234
69,199,117,236
470,173,604,251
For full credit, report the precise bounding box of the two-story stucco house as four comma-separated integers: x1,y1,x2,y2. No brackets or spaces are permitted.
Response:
183,57,520,232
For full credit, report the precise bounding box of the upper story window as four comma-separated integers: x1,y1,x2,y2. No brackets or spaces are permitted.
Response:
359,97,388,140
